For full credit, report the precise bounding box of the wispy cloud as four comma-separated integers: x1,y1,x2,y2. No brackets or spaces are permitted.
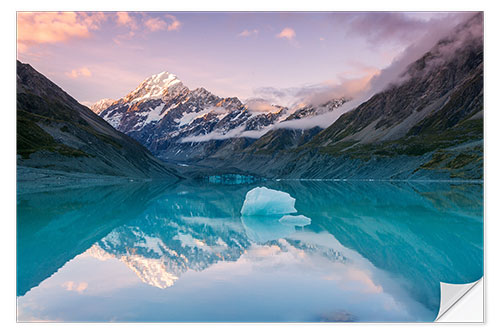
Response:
238,29,258,37
113,31,136,45
334,12,472,48
17,12,106,52
65,67,92,78
144,15,181,32
254,68,379,108
115,12,138,30
276,27,296,40
144,17,168,32
113,13,180,44
340,12,425,45
245,98,281,113
165,14,181,31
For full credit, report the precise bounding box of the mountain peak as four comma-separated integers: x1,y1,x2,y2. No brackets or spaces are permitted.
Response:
124,70,186,104
146,71,180,87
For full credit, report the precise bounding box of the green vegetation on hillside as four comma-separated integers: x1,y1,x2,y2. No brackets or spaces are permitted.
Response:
17,92,124,158
17,111,89,159
314,117,482,160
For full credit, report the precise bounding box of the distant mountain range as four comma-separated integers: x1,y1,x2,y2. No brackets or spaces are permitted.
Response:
91,72,348,162
16,61,179,179
18,13,483,181
87,13,483,180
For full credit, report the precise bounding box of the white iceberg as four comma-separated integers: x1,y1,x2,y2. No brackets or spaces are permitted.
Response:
240,187,311,243
240,187,297,216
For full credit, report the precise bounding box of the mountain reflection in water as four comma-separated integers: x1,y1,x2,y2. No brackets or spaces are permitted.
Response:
17,180,483,322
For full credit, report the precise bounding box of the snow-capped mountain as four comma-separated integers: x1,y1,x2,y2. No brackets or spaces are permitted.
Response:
97,71,348,162
89,98,115,114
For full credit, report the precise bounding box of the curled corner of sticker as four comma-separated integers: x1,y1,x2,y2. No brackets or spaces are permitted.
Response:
435,278,483,322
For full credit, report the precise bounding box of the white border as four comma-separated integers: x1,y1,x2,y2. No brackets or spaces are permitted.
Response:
2,0,499,332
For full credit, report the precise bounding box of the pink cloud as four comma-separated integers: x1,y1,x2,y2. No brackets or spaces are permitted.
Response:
144,17,167,32
65,67,92,78
238,29,259,37
144,15,180,32
17,12,106,52
276,27,296,40
165,14,181,31
112,12,139,44
116,12,138,30
113,30,137,45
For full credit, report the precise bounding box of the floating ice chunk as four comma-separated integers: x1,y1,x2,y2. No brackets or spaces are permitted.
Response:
278,214,311,226
241,187,297,216
240,187,310,243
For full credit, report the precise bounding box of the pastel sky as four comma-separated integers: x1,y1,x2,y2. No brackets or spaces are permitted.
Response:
17,11,468,106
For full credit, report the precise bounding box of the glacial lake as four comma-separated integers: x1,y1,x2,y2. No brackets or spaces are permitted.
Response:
17,179,483,322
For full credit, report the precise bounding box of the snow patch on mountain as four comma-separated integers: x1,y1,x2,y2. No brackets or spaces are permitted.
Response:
177,106,228,127
149,104,166,121
174,233,212,252
134,234,166,256
102,110,124,128
179,125,247,143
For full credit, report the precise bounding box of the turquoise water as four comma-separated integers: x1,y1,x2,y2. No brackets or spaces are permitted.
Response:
17,180,483,322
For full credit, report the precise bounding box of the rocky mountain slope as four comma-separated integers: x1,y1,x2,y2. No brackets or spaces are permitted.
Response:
17,61,179,179
196,13,484,180
96,71,348,162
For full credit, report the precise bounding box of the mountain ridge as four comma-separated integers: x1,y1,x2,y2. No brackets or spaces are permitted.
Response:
95,70,349,163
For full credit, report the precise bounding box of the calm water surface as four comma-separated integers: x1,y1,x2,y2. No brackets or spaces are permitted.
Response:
17,180,483,322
